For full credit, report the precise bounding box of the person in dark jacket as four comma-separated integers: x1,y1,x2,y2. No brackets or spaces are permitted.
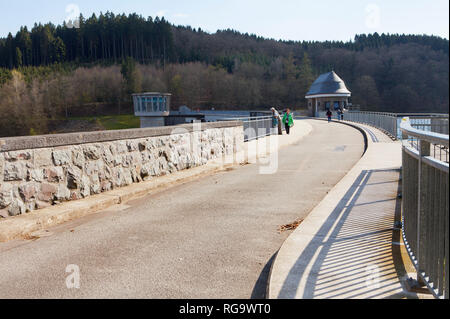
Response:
326,110,332,123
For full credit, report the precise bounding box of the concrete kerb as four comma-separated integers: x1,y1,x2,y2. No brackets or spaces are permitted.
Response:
0,120,312,243
266,118,371,299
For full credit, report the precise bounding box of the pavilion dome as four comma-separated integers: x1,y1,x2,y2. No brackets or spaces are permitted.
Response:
306,71,351,97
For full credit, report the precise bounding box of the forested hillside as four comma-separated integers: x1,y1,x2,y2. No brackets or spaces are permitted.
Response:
0,12,448,137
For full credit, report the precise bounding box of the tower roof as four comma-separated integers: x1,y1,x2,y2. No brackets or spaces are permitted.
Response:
306,71,351,97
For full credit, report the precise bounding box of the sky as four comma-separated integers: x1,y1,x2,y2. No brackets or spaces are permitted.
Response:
0,0,448,41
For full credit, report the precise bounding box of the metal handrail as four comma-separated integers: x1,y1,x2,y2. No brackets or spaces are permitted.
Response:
318,111,449,140
218,115,279,142
348,111,448,117
219,116,273,122
400,117,449,148
400,117,449,299
325,111,399,138
218,114,292,142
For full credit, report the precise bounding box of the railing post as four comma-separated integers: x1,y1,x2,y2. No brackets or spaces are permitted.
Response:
394,116,398,139
417,139,431,286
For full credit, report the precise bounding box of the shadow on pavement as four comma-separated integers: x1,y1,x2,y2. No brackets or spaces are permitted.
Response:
277,168,415,299
251,252,277,299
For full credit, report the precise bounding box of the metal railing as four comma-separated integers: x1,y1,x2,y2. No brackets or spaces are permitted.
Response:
317,111,449,141
317,111,398,138
344,111,399,138
219,116,282,142
406,117,449,163
400,117,449,299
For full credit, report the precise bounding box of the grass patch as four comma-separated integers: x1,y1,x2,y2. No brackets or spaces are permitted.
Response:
70,115,140,130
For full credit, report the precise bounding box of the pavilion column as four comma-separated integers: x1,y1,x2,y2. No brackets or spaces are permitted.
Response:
315,99,318,117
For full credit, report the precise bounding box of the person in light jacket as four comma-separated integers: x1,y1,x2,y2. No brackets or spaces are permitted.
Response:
271,107,282,135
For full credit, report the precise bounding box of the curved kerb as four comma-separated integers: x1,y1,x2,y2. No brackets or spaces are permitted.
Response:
266,119,371,299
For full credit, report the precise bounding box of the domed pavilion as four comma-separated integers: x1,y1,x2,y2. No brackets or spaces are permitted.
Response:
306,71,351,117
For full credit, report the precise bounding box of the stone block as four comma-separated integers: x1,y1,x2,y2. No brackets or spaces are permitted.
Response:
85,160,102,176
80,175,91,198
121,154,132,168
89,173,101,195
45,167,65,183
123,169,133,186
145,138,156,150
3,162,27,181
72,147,85,168
4,150,32,162
111,167,124,187
140,163,152,180
7,198,26,216
18,183,37,202
69,191,81,201
38,183,58,202
55,184,71,201
27,168,45,182
116,141,128,154
98,165,112,182
25,200,38,213
141,151,153,164
84,144,101,160
108,143,118,155
0,152,4,181
67,166,82,189
52,149,71,166
101,181,113,192
138,141,146,152
33,149,53,167
127,141,138,152
102,147,115,166
0,183,13,208
130,166,142,183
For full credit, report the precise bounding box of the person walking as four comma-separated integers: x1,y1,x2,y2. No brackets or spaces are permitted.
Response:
271,107,283,135
326,109,332,123
283,108,294,135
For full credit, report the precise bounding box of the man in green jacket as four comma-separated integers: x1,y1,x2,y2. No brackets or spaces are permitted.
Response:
283,108,294,135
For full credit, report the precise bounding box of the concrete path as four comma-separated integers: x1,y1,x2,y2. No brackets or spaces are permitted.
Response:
268,121,424,299
0,120,364,299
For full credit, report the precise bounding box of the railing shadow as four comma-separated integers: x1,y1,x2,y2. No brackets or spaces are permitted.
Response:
277,168,413,299
251,252,277,299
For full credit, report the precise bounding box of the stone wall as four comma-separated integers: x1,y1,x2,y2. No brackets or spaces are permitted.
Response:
0,122,244,218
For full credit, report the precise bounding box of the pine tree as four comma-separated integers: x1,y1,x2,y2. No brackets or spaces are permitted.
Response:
15,47,23,67
298,53,315,95
121,56,142,95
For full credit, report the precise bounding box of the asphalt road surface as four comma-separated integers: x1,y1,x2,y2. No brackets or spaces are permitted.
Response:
0,119,364,299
